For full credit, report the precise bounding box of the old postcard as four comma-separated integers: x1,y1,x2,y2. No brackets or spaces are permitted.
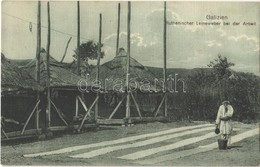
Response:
1,1,259,166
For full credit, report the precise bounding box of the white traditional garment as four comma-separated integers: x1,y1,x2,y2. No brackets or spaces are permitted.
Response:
215,104,234,135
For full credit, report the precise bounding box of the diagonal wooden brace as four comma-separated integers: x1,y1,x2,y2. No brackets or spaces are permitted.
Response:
21,100,40,135
77,96,91,117
154,93,166,118
50,100,68,126
130,92,142,118
108,94,127,120
1,128,8,139
78,96,99,132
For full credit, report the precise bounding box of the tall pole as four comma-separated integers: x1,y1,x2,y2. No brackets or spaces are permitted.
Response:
35,1,41,130
46,1,51,128
116,3,121,56
126,1,131,119
163,1,168,117
95,13,102,121
77,1,81,75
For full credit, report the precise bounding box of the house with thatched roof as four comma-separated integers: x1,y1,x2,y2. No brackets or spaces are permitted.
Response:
1,53,36,93
90,48,160,92
19,49,98,131
1,53,40,139
89,48,165,122
21,49,81,88
1,50,98,140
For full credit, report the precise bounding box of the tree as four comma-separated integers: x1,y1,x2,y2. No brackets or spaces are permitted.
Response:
73,40,105,74
73,40,105,65
208,54,235,79
208,54,235,101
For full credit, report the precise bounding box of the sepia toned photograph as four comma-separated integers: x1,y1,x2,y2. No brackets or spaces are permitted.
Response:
1,1,259,166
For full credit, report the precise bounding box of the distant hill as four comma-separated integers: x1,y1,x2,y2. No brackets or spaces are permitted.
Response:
146,66,213,79
7,59,32,67
5,57,258,80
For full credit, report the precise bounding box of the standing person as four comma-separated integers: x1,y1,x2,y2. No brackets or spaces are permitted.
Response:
215,101,234,147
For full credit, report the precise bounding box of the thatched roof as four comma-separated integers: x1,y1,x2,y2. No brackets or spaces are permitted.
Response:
20,49,84,88
1,53,36,92
90,49,161,92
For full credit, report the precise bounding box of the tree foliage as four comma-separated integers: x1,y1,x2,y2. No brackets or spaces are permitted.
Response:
165,55,259,123
207,54,235,79
73,40,105,62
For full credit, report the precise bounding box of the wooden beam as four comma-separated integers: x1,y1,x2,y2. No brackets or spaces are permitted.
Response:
163,1,167,88
3,129,42,139
73,123,98,130
78,96,99,131
109,94,126,120
97,119,124,125
36,106,40,130
77,1,81,75
35,1,41,85
1,128,9,139
46,1,51,129
154,93,166,117
75,96,79,117
21,100,40,135
35,0,41,131
128,116,167,124
116,3,121,56
130,92,142,118
126,1,131,119
50,100,68,126
60,37,72,63
49,126,70,131
163,1,168,116
95,13,102,121
77,96,91,117
165,93,168,117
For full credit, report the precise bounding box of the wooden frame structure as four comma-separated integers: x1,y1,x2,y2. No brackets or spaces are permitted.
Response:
153,1,168,119
1,2,170,141
97,2,143,125
1,1,98,141
96,2,168,126
1,1,43,141
46,1,98,132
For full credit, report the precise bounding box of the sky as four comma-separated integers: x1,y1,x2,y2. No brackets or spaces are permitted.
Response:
1,1,259,75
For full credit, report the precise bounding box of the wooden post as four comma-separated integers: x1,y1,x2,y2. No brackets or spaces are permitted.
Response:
75,96,79,117
95,13,102,121
35,1,41,130
36,1,41,85
163,1,168,117
46,1,51,128
60,37,72,63
77,1,81,76
116,3,121,56
126,1,131,119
